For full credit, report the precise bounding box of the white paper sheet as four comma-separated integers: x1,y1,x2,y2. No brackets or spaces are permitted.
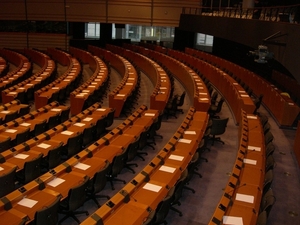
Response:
247,145,261,152
240,94,249,97
159,165,176,173
37,143,51,149
223,216,243,225
117,94,125,97
246,115,257,119
235,193,254,203
169,154,184,161
50,108,62,112
178,139,192,144
61,130,74,136
0,111,10,114
5,129,17,133
144,113,155,116
0,167,3,171
74,123,85,127
143,183,162,192
243,158,257,165
47,177,65,187
83,117,93,121
96,108,106,111
74,163,91,171
20,122,31,127
14,154,29,159
82,90,90,93
17,198,38,208
199,93,207,95
184,131,196,135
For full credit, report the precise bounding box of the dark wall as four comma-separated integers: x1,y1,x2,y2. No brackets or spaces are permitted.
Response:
179,14,300,83
173,27,196,51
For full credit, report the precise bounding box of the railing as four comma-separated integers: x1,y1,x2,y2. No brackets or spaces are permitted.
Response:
182,4,300,24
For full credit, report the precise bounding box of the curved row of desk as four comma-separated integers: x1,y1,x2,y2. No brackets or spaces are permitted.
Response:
81,107,209,225
69,47,109,116
0,49,32,99
107,44,171,113
185,48,300,127
125,44,211,112
0,56,8,76
1,48,56,104
34,48,81,109
208,110,265,225
0,104,159,225
167,49,255,124
0,100,29,125
89,45,139,118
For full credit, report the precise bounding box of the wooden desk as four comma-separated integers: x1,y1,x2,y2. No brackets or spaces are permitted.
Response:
5,151,42,171
45,171,86,199
149,163,182,188
28,139,62,157
71,157,106,179
0,208,28,225
103,200,150,225
93,145,124,163
224,202,258,225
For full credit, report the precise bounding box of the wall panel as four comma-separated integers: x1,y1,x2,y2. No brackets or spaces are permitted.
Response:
0,32,27,49
27,0,65,21
107,0,152,25
0,0,26,20
66,0,106,22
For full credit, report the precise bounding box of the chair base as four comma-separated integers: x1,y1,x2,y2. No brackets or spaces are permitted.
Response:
210,136,225,146
137,151,147,161
58,210,89,225
170,206,183,217
108,177,126,190
184,185,196,193
124,163,138,174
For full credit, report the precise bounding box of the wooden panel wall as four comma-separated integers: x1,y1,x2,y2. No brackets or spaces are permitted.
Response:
0,0,26,20
0,33,27,49
27,0,65,21
0,0,202,26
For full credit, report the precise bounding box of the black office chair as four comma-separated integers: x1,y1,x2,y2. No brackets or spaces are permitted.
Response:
58,88,66,104
260,188,276,218
4,111,18,123
106,148,127,190
0,136,11,153
32,119,47,137
164,96,178,119
263,123,271,135
184,152,200,193
253,94,264,115
259,113,269,127
210,91,219,105
153,114,163,139
151,186,175,225
62,132,83,159
58,176,89,224
265,154,275,172
16,153,43,184
266,142,275,157
42,143,63,171
264,131,274,145
95,118,106,139
33,196,61,225
13,127,30,147
48,91,59,104
47,114,61,130
82,124,96,148
19,105,31,116
256,211,267,225
0,166,17,198
146,123,157,150
60,106,70,123
142,209,156,225
176,91,186,114
104,108,115,129
124,138,139,174
208,97,225,118
86,160,111,208
209,117,229,145
263,169,273,195
170,169,188,217
136,129,149,161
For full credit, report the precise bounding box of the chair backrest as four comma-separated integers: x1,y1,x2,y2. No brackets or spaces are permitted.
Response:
263,169,273,195
66,132,83,158
264,131,274,145
65,176,89,211
60,106,70,123
186,152,199,183
265,154,275,172
260,188,276,217
19,105,30,116
211,91,218,105
0,136,11,153
105,109,115,128
47,114,60,130
0,166,17,198
126,138,140,162
33,119,47,137
177,91,186,107
138,129,149,150
90,161,111,194
34,196,61,225
153,186,175,224
215,98,225,114
95,118,106,139
266,142,275,157
47,143,63,169
259,114,269,127
256,211,267,225
172,169,188,204
263,123,271,135
4,111,18,123
142,209,156,225
210,117,229,136
23,153,43,184
15,127,30,146
82,124,96,148
110,148,127,177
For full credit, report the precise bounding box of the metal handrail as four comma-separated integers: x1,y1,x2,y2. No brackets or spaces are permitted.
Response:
182,4,300,24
